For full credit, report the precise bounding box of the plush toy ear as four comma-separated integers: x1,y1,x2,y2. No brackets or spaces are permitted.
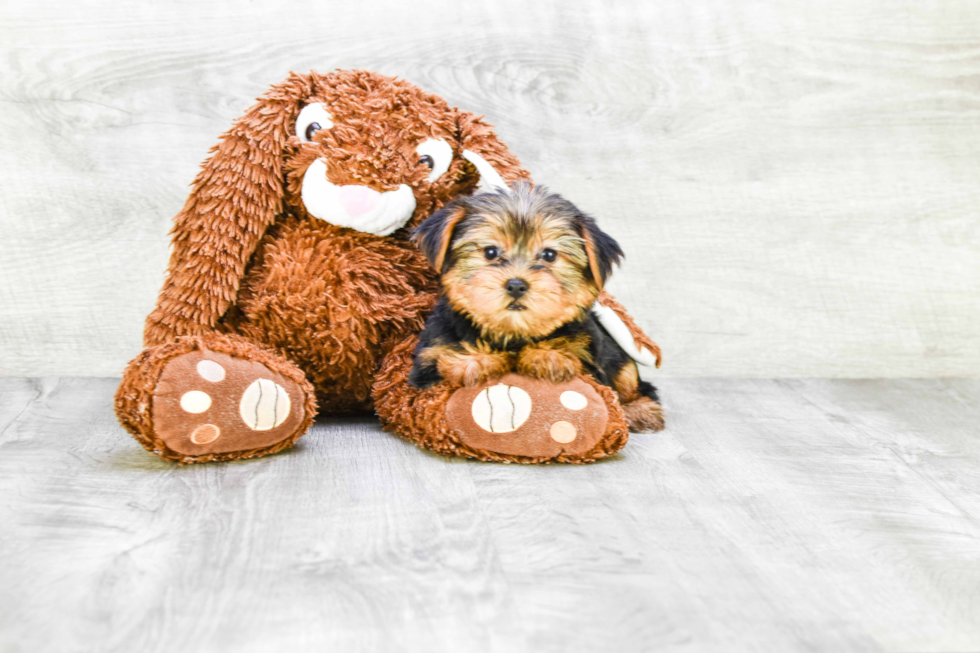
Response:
412,201,470,273
455,112,532,187
577,214,623,291
143,74,313,346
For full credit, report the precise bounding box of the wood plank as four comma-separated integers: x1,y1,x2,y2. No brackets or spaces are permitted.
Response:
1,0,979,377
1,377,979,651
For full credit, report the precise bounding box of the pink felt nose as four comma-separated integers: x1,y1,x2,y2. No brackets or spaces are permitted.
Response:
338,185,381,217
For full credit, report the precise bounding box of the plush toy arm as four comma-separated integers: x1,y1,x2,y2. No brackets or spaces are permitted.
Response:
143,80,304,346
593,291,662,368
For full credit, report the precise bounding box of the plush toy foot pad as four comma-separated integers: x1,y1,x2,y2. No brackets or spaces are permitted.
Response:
446,373,609,458
151,350,307,457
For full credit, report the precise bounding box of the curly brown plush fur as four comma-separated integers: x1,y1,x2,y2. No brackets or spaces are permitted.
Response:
115,69,660,464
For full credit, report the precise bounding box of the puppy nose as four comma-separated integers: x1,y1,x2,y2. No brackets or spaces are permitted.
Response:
505,278,528,298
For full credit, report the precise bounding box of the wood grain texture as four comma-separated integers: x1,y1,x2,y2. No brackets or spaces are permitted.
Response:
1,376,979,652
0,0,978,377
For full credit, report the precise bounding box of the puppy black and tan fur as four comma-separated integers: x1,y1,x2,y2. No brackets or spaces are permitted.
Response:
409,182,663,432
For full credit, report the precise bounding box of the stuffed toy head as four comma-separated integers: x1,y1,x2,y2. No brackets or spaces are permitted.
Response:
146,69,528,346
280,70,515,236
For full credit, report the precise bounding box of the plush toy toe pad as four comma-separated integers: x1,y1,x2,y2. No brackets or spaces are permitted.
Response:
151,350,306,457
446,373,609,458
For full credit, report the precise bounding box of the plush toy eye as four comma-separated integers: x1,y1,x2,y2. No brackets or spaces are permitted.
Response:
484,246,500,261
540,248,557,263
296,103,334,143
415,139,452,182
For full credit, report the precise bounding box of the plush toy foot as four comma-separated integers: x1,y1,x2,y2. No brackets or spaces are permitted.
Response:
373,336,630,463
115,334,316,463
151,351,308,457
622,396,665,432
446,373,619,459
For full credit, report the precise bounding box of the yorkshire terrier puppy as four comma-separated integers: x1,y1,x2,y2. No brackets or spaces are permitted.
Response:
409,182,663,432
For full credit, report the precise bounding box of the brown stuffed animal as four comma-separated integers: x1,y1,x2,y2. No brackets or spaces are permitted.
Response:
114,69,661,464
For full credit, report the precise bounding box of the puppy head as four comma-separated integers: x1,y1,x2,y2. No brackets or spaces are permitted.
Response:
414,182,623,340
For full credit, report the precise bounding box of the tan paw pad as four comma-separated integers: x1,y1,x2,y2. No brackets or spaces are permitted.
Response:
239,379,291,431
191,424,221,444
549,420,577,443
196,359,226,382
180,390,212,413
471,383,532,433
559,391,587,410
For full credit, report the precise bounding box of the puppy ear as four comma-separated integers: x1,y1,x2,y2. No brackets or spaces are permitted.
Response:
412,201,469,273
578,214,623,290
143,74,314,346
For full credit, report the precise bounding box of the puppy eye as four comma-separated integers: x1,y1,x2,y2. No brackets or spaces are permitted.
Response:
296,103,334,143
415,138,452,182
540,248,557,263
484,246,500,261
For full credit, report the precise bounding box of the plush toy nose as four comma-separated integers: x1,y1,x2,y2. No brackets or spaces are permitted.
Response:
505,278,529,298
338,185,381,217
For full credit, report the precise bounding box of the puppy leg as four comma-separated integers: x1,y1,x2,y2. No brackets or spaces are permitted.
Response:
517,336,591,383
613,362,665,433
426,343,514,388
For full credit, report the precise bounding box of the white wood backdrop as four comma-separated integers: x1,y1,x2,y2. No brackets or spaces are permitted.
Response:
1,0,978,378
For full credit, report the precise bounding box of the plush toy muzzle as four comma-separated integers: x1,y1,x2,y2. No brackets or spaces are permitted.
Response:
301,160,418,236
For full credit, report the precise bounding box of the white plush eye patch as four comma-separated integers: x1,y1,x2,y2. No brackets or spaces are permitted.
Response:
416,138,453,182
296,104,334,142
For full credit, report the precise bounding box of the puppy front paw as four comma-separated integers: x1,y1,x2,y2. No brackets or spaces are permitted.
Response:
517,346,582,383
437,350,514,388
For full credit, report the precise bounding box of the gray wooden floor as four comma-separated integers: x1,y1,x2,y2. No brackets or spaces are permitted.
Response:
1,377,979,653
